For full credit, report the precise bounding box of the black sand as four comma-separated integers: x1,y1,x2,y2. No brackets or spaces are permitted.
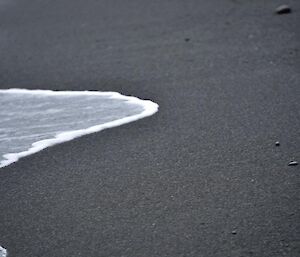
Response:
0,0,299,256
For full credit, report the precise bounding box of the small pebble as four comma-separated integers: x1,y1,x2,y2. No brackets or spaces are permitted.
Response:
275,141,280,146
288,161,298,166
275,5,291,14
184,38,190,42
231,230,237,235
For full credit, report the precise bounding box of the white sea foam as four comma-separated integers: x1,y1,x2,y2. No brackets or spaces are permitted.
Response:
0,246,7,257
0,88,158,168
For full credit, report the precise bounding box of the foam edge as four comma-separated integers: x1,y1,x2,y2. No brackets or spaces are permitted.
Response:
0,89,159,168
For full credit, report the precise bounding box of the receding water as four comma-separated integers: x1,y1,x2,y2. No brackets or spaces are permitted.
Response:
0,88,158,168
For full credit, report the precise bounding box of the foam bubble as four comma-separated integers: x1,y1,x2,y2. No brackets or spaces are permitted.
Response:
0,246,7,257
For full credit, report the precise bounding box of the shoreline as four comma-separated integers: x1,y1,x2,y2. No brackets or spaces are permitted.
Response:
0,0,299,256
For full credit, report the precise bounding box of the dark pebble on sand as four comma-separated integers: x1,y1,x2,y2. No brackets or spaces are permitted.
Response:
184,38,190,42
288,161,298,166
275,5,291,14
275,141,280,146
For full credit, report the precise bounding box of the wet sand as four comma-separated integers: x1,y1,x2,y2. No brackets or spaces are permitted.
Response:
0,0,299,256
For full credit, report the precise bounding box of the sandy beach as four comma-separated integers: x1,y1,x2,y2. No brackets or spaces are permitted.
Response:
0,0,299,256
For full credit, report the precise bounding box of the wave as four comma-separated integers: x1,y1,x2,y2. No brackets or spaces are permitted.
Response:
0,88,158,168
